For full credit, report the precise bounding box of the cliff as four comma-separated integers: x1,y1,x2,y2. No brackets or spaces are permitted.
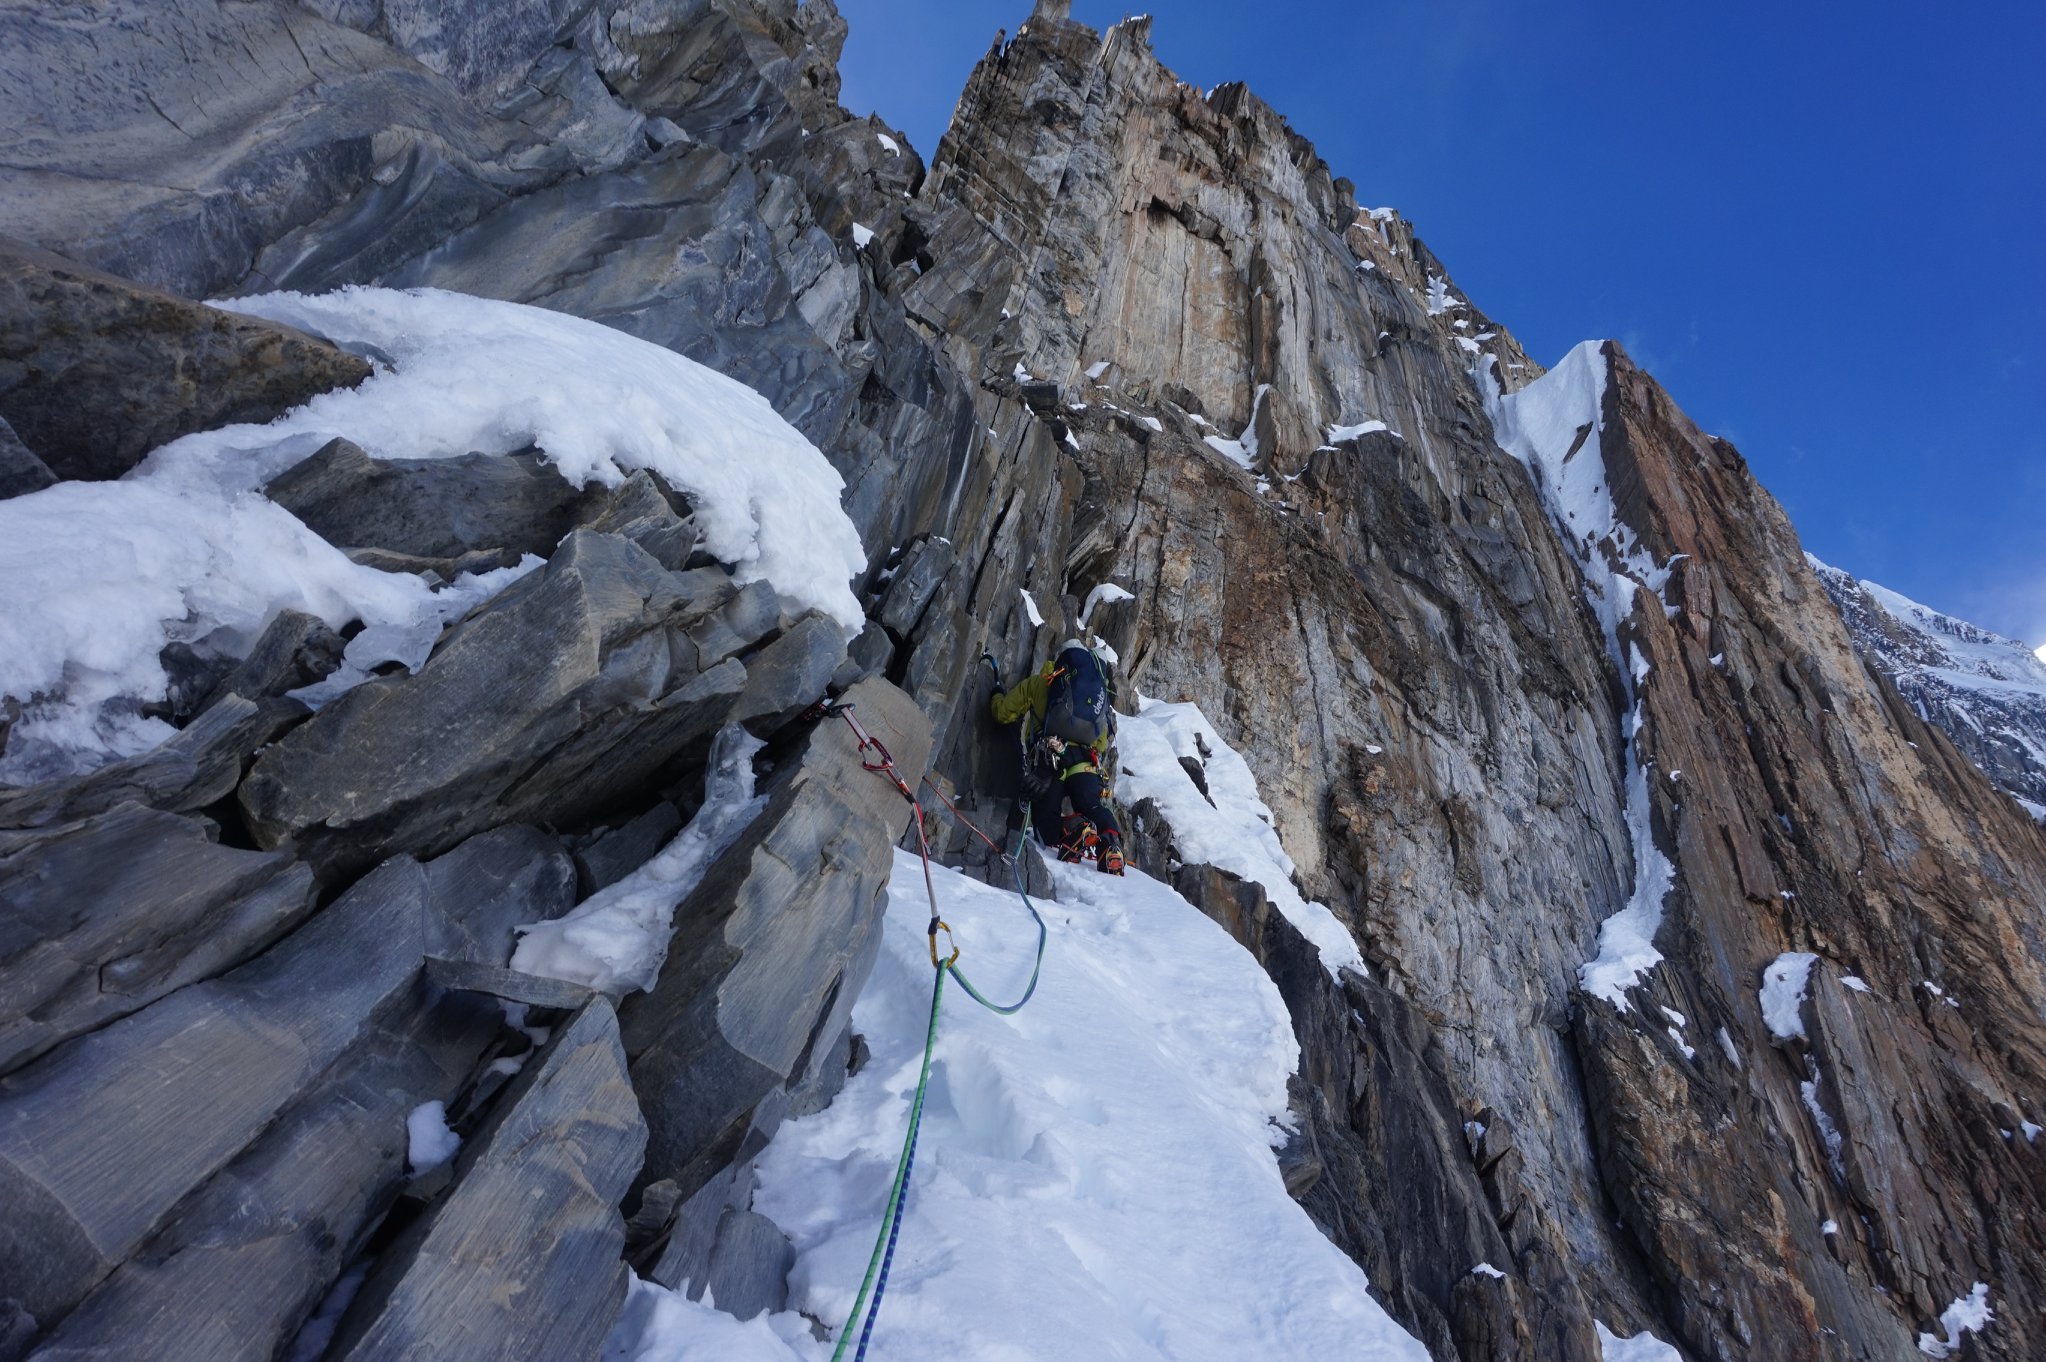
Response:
0,3,2040,1360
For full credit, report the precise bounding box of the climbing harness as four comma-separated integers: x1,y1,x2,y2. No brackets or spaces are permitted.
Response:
821,701,1053,1359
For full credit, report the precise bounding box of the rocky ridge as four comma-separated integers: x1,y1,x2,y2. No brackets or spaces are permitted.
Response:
0,2,2041,1361
1810,556,2046,818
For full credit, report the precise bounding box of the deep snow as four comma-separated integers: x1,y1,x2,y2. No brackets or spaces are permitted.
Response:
608,850,1430,1362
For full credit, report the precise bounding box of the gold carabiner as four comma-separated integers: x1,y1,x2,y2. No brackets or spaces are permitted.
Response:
927,918,961,970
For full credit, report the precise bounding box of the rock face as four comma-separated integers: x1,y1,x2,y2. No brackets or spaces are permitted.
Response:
0,239,372,480
1811,556,2046,816
1,4,2043,1362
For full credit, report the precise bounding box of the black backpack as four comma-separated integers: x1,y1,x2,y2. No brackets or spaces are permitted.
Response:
1042,646,1112,747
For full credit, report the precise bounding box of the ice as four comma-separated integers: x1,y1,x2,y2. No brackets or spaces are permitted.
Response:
513,726,766,994
1487,342,1678,1011
608,851,1428,1361
1596,1321,1682,1361
875,132,900,155
1117,695,1367,979
406,1101,460,1174
851,222,875,247
1761,952,1819,1038
1078,581,1135,629
1020,588,1046,628
0,481,442,781
1917,1282,1992,1357
150,287,867,628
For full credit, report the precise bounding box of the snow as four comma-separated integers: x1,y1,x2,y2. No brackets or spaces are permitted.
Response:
1078,581,1135,629
1841,976,1872,994
1801,1067,1846,1178
851,222,875,248
1367,206,1398,223
405,1101,460,1174
1327,419,1391,443
1822,1219,1839,1236
3,286,868,780
0,482,441,779
1085,359,1112,379
1486,342,1677,1011
151,289,867,629
875,132,901,155
513,726,767,993
1471,1263,1506,1279
1917,1282,1992,1357
1716,1027,1741,1067
1424,274,1459,316
1019,588,1046,628
1116,696,1367,979
607,851,1427,1362
1761,952,1820,1039
1595,1320,1683,1361
1140,415,1163,432
1202,384,1270,471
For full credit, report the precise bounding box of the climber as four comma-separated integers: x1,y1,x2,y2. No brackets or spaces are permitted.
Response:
988,639,1126,874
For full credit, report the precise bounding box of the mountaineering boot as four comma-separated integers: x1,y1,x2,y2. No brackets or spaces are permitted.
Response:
1098,830,1126,876
1058,815,1099,863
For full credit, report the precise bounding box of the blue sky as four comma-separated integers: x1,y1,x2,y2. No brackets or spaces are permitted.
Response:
837,1,2046,645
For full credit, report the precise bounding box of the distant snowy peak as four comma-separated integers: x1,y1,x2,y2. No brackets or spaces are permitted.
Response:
1809,554,2046,816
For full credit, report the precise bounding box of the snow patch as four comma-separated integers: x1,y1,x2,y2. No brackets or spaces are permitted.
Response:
1019,588,1046,628
1203,385,1271,471
513,725,766,993
1471,1263,1507,1280
1084,359,1111,379
152,287,867,628
1761,952,1820,1039
875,132,900,155
1078,581,1135,629
1117,696,1367,979
1917,1282,1992,1357
851,222,874,248
1595,1320,1683,1361
405,1101,460,1174
1327,419,1392,443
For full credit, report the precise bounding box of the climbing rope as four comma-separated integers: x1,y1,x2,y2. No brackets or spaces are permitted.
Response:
823,703,1053,1359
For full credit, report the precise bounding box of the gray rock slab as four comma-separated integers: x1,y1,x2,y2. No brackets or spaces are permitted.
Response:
575,470,699,572
238,531,746,875
829,619,894,692
0,695,306,830
876,535,957,637
26,989,500,1362
573,800,686,896
424,958,598,1012
699,1209,794,1323
689,579,784,668
264,438,592,562
0,825,571,1324
327,999,646,1362
733,612,848,730
0,803,315,1077
621,677,931,1201
0,239,371,481
0,415,53,500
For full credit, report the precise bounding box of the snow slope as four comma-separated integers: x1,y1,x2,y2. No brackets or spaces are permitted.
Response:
608,851,1429,1361
0,287,866,782
1809,555,2046,815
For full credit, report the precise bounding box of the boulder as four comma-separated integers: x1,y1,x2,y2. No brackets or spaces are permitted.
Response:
238,531,753,875
0,415,52,499
192,613,347,716
733,612,848,730
574,470,699,572
263,438,593,562
620,676,932,1207
0,695,306,830
0,825,573,1326
0,802,315,1076
0,239,372,481
326,1000,646,1362
25,989,503,1362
